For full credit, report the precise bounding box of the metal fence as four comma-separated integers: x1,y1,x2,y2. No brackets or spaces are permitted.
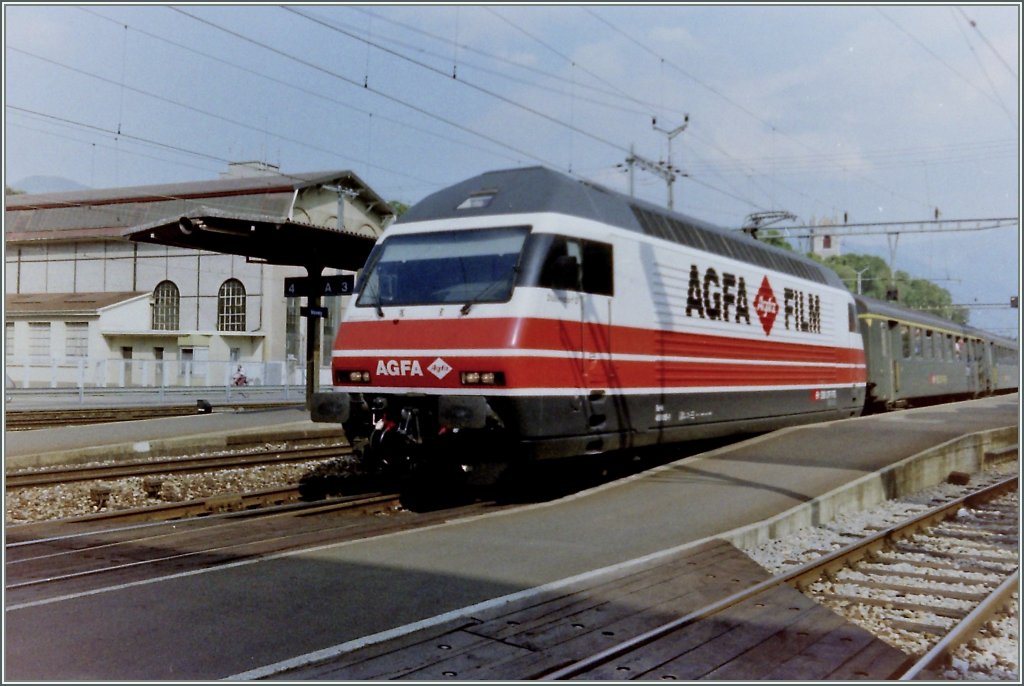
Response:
4,357,328,406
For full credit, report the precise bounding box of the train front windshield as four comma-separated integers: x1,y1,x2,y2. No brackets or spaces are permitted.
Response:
356,226,530,308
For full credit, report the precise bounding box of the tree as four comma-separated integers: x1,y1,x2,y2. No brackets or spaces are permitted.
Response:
759,229,796,251
388,200,409,217
807,252,969,325
5,185,24,195
892,271,969,324
816,253,892,300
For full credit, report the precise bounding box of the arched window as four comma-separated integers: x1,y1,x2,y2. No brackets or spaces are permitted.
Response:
152,281,180,331
218,279,246,331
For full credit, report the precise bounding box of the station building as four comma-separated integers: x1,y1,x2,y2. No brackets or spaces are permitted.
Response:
4,162,393,389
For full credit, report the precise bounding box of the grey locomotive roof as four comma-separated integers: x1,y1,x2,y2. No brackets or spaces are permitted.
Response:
399,166,843,288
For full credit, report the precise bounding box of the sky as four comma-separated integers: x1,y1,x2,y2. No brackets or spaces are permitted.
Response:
3,3,1020,338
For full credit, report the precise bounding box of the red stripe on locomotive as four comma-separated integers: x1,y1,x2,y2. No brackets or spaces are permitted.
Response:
333,316,866,367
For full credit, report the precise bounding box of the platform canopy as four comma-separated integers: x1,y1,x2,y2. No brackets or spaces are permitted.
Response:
117,169,391,271
126,206,378,270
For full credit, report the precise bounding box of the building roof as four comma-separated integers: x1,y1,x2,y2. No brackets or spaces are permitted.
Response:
4,169,392,241
5,292,148,316
5,170,384,213
4,168,391,271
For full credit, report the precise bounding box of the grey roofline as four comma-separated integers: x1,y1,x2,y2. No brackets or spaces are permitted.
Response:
855,294,1018,346
5,169,394,218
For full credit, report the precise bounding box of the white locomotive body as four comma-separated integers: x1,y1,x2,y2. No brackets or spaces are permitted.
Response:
313,167,867,481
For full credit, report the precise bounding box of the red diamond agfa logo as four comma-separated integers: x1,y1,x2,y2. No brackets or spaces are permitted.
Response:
427,357,453,380
753,276,779,335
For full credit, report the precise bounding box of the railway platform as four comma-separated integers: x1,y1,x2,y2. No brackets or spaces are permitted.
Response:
4,405,343,470
4,393,1019,680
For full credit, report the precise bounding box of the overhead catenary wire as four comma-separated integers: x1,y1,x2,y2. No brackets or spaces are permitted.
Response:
875,8,1016,125
349,5,663,116
178,4,770,211
5,105,400,231
168,7,565,174
948,7,1016,124
583,6,966,215
5,46,440,189
8,5,1016,238
282,6,634,157
956,6,1018,78
76,6,527,172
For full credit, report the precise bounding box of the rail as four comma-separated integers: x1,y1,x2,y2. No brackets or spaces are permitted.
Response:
541,474,1018,680
3,400,305,431
899,570,1020,680
5,384,309,412
5,445,353,488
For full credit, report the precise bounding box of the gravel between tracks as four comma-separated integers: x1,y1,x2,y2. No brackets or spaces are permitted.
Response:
742,462,1019,681
4,445,352,524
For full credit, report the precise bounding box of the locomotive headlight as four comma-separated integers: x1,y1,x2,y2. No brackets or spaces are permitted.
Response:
460,371,505,386
336,370,371,384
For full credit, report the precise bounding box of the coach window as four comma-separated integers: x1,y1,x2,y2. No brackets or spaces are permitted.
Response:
900,325,911,359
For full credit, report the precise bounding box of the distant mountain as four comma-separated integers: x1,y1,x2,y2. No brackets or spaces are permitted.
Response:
9,176,90,195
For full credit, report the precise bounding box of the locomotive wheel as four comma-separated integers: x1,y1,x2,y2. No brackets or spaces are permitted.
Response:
397,463,471,512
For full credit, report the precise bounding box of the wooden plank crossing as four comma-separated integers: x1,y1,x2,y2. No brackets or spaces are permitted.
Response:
277,539,910,680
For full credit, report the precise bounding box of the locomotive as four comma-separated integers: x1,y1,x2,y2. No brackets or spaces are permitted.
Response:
311,166,1017,484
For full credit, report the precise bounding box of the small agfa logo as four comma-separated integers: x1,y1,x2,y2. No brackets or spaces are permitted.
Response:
753,276,779,335
427,357,453,379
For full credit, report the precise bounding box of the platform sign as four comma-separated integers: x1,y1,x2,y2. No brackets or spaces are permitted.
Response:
301,306,329,318
284,275,354,297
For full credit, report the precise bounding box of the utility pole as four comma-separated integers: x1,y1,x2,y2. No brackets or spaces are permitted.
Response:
855,267,870,295
618,148,680,208
652,114,689,210
741,210,796,241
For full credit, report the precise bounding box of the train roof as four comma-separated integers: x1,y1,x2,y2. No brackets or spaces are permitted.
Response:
855,294,1018,347
399,166,844,288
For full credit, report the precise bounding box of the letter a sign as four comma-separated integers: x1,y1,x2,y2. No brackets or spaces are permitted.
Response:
284,275,354,297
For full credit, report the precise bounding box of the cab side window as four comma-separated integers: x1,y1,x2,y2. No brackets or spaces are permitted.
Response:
581,240,613,295
538,236,614,296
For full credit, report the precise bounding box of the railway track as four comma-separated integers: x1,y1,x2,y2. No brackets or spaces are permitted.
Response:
3,485,523,615
542,473,1019,680
4,491,406,605
267,467,1018,681
4,401,302,431
5,444,353,489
